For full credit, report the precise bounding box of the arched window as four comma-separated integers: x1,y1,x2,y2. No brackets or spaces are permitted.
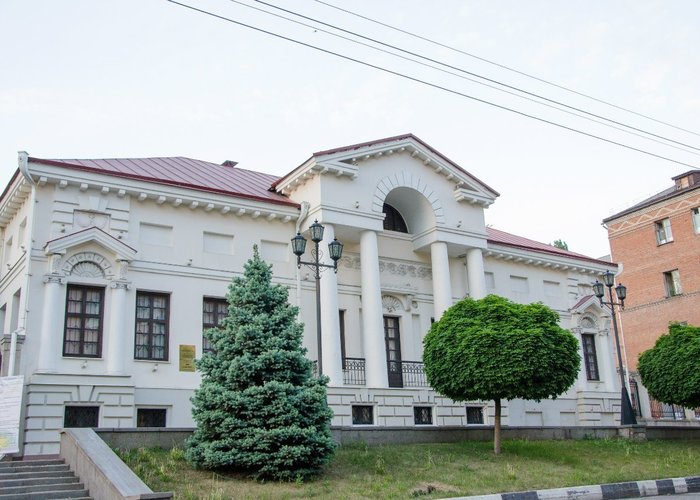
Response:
382,203,408,233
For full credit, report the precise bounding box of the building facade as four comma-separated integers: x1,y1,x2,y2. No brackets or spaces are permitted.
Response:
604,170,700,423
1,134,623,456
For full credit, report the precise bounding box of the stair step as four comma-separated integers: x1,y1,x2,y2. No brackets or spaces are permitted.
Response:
0,476,79,488
0,489,91,499
0,482,84,495
0,464,70,475
0,471,75,481
0,460,65,470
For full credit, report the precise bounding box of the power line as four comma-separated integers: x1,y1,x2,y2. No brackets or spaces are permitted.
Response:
314,0,700,139
223,0,700,158
165,0,698,169
253,0,700,154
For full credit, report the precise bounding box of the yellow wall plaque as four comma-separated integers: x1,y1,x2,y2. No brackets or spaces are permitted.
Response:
179,344,196,372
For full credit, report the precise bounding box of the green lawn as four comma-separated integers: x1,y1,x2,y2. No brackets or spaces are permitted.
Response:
117,439,700,499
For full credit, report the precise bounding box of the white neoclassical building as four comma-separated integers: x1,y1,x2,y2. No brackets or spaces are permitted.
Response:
0,134,622,456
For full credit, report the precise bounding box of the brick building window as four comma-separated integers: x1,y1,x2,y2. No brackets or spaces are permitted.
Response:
663,270,682,297
135,292,169,360
352,405,373,425
581,334,600,381
202,298,227,353
414,406,433,425
655,218,673,244
692,208,700,234
63,285,104,357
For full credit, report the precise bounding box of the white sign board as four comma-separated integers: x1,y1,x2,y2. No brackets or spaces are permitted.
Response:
0,376,24,455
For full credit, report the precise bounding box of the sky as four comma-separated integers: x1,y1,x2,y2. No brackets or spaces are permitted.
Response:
1,0,699,258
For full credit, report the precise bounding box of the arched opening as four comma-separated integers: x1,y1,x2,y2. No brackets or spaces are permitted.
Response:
382,203,408,233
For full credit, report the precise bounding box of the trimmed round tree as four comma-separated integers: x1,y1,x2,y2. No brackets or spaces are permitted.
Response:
423,294,580,454
185,246,335,480
638,322,700,409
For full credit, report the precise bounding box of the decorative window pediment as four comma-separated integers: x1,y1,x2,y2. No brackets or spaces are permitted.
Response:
45,226,136,261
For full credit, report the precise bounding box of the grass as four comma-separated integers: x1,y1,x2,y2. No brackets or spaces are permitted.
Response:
116,439,700,499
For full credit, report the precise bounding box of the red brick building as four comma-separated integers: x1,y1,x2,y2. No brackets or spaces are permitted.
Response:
604,170,700,422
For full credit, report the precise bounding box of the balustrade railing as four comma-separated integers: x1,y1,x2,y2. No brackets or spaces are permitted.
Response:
311,357,430,388
342,357,366,385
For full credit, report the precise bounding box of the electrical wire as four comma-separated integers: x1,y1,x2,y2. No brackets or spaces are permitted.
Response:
314,0,700,139
253,0,700,154
222,0,700,158
165,0,698,169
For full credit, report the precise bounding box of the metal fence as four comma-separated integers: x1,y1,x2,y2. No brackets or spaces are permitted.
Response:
399,361,430,387
650,399,686,420
342,357,366,385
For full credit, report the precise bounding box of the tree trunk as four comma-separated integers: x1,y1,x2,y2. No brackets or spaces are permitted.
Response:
493,398,501,455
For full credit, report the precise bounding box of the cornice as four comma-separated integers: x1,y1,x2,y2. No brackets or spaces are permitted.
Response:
27,163,299,224
483,244,612,275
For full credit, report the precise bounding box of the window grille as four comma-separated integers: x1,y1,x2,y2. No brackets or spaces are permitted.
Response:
352,405,373,425
414,406,433,425
466,406,484,424
64,406,99,428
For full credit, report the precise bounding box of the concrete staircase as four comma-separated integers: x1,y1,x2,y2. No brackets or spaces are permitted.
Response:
0,458,92,499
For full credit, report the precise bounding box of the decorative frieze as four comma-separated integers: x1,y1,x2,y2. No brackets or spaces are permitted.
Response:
340,255,433,280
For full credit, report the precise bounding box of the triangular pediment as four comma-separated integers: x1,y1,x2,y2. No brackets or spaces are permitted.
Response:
274,134,499,207
44,226,137,261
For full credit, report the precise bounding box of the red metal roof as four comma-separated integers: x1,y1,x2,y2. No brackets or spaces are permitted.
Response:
28,156,298,207
486,227,614,267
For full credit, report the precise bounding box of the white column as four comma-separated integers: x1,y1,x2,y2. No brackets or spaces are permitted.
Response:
430,241,452,319
466,247,487,299
319,224,343,386
37,274,65,372
360,230,387,388
107,281,130,374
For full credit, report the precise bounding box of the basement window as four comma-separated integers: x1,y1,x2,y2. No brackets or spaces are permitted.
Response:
466,406,484,425
352,405,374,425
137,408,167,428
414,406,433,425
64,406,99,428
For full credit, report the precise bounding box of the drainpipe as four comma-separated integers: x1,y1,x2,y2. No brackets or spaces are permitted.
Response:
295,202,310,308
8,152,36,376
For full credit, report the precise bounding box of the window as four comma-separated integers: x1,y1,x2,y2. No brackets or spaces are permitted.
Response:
63,285,104,357
664,270,682,297
692,208,700,234
137,408,167,427
202,298,227,353
655,218,673,244
414,406,433,425
339,310,347,366
64,406,99,428
352,405,373,425
135,292,169,360
581,334,599,381
466,406,484,424
382,203,408,233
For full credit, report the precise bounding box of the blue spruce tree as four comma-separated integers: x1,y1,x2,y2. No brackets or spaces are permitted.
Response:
185,246,335,480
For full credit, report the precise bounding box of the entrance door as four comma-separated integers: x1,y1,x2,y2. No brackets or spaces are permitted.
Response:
384,316,403,388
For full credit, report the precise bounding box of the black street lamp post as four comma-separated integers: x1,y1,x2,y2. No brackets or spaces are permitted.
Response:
593,270,637,426
291,220,343,377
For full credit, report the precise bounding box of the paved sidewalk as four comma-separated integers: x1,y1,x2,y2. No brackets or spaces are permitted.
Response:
446,475,700,500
